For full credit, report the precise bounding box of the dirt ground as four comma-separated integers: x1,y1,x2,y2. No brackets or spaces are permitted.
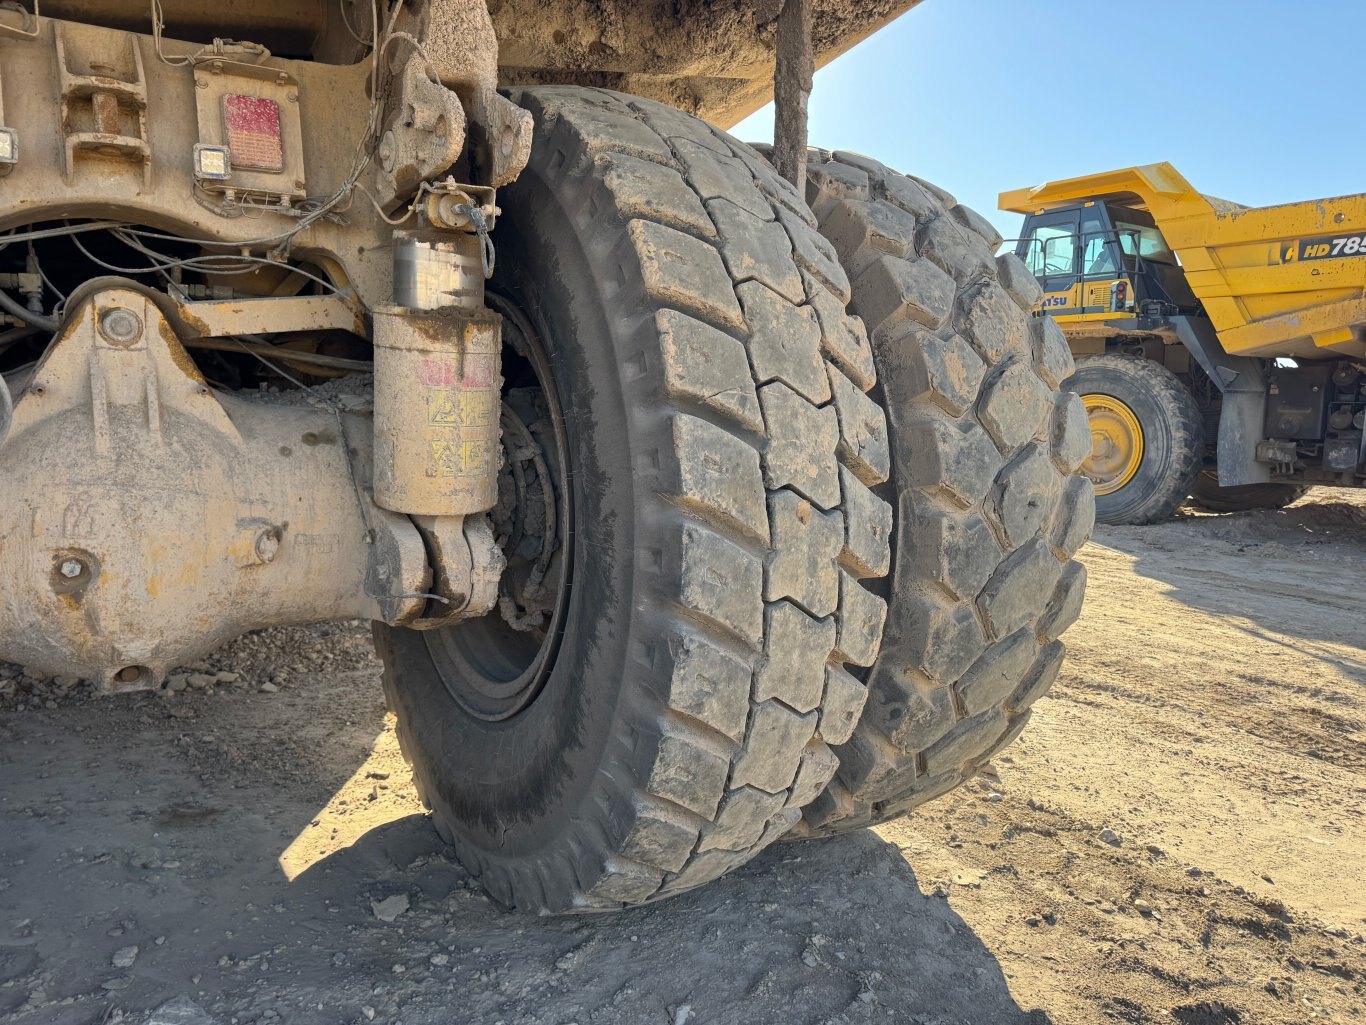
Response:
1,491,1362,1025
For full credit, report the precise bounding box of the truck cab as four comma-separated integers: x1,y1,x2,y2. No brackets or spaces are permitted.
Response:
1015,202,1199,330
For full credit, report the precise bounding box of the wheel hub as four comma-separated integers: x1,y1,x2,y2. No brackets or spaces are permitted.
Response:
1082,393,1144,496
421,292,571,721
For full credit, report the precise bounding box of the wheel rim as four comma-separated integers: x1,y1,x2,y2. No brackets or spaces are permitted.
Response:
1081,393,1144,496
420,291,572,721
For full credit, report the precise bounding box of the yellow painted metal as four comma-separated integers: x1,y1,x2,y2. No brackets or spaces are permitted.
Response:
1001,163,1366,360
1081,393,1144,496
1040,278,1131,315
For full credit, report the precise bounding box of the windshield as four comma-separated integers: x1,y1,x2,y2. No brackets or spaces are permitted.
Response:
1114,221,1175,263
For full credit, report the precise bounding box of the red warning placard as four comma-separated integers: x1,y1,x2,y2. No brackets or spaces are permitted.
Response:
222,95,284,173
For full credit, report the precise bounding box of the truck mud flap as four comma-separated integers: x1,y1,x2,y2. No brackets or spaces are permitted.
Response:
1170,316,1271,486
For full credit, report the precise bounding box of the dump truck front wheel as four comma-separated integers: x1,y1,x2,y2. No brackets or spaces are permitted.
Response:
1189,471,1308,513
1068,354,1204,525
373,88,894,912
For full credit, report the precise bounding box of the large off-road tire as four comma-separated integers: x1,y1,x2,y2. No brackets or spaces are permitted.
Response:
796,149,1095,836
374,88,893,912
1067,353,1204,525
1188,470,1309,513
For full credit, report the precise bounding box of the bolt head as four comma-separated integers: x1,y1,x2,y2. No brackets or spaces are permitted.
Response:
59,558,84,579
99,307,143,346
255,529,281,564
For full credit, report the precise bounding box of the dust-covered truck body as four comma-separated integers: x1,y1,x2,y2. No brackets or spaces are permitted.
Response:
0,0,1093,911
13,0,921,127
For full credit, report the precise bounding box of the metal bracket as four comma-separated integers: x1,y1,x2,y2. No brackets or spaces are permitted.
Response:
55,22,151,187
375,58,468,210
164,293,367,339
0,0,41,41
405,513,503,629
393,0,532,187
1169,315,1271,486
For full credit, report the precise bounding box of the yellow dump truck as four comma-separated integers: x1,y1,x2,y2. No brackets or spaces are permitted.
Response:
1001,163,1366,523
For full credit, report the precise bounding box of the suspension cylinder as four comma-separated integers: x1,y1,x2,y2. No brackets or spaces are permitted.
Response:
372,307,501,515
372,229,501,517
392,230,484,311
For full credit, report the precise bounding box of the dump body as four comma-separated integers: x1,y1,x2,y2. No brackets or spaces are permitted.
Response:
1001,162,1366,361
31,0,926,129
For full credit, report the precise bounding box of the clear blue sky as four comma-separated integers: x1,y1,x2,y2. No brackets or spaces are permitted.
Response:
735,0,1365,241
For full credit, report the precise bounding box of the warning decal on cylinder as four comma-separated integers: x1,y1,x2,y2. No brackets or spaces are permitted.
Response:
427,440,494,478
428,390,495,428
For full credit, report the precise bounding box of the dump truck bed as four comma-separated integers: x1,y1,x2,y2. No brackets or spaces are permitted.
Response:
34,0,925,129
1001,163,1366,360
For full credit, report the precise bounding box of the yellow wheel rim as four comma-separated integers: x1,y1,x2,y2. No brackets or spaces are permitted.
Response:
1081,394,1144,496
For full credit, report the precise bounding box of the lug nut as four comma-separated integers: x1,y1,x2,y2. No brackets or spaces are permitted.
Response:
59,558,85,579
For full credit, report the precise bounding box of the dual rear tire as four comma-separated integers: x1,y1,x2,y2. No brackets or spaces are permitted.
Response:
794,150,1095,835
373,92,1094,910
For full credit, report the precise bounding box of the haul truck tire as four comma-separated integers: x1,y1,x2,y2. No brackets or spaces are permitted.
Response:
1189,471,1308,513
795,150,1095,836
1067,354,1204,525
373,88,893,912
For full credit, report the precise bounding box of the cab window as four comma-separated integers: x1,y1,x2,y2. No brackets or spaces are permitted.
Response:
1115,221,1176,263
1025,224,1076,277
1081,211,1118,275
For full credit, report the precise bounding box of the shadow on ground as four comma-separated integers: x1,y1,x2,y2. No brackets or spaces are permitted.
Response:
1095,496,1366,662
0,682,1048,1025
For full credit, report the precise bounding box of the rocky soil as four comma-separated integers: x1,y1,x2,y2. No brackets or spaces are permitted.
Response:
1,491,1362,1025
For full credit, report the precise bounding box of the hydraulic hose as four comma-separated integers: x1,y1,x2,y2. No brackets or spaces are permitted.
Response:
0,286,57,333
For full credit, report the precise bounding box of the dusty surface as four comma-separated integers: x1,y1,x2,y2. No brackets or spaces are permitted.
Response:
492,0,922,127
0,491,1362,1025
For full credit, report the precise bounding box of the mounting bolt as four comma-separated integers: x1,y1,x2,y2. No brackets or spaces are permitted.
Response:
99,307,143,346
59,558,85,579
254,528,282,564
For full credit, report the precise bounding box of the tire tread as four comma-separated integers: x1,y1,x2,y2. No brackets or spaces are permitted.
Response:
794,149,1094,836
378,88,890,911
